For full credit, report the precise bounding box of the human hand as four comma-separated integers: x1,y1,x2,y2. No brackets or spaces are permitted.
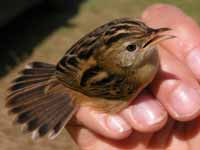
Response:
67,4,200,150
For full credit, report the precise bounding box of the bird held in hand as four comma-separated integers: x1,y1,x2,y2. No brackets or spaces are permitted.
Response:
5,18,174,140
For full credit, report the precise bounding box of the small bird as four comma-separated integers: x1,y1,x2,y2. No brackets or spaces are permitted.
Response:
6,18,174,140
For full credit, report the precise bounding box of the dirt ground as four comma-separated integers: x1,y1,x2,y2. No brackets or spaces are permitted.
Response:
0,0,200,150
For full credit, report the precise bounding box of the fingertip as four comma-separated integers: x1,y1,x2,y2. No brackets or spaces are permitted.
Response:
152,73,200,122
122,94,168,132
75,107,132,140
166,82,200,121
105,115,132,139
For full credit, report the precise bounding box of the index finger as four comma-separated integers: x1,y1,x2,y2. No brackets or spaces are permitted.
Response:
142,4,200,80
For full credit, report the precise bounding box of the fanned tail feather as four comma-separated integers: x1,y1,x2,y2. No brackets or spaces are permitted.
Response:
6,61,77,140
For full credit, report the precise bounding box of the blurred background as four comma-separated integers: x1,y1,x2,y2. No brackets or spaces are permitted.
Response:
0,0,200,149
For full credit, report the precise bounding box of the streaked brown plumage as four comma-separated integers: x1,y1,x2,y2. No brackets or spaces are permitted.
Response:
5,18,174,140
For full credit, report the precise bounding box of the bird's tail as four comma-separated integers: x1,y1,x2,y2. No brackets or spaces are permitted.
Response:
6,61,77,140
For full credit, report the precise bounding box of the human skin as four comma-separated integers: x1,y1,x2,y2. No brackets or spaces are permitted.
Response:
66,4,200,150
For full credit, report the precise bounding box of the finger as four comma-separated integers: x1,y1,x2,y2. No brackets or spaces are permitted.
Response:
142,4,200,80
68,119,195,150
68,126,153,150
74,106,132,140
184,116,200,150
150,46,200,121
121,91,168,132
74,91,167,139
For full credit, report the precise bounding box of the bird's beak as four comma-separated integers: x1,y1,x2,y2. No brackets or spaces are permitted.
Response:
143,27,175,48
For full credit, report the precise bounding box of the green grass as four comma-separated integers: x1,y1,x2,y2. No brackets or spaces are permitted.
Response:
80,0,200,22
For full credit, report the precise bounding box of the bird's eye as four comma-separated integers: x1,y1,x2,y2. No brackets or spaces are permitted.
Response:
126,44,137,52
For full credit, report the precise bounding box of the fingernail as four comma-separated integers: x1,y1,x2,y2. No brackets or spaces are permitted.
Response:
170,83,200,118
130,99,166,127
187,49,200,79
106,116,131,133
